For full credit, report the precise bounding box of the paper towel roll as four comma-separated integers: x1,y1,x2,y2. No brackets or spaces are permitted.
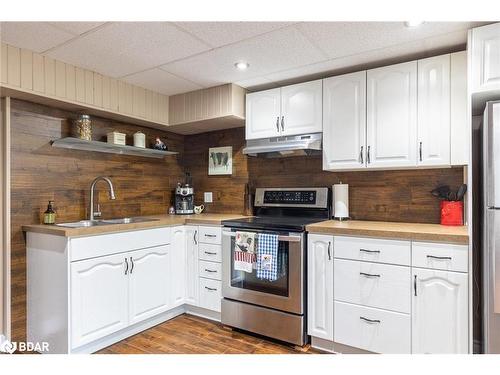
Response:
333,183,349,219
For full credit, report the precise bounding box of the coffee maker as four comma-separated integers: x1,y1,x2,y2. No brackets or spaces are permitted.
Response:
175,183,194,214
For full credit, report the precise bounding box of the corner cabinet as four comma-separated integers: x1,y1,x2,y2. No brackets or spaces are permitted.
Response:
184,225,200,306
307,234,334,341
246,80,322,140
366,61,418,169
323,71,366,170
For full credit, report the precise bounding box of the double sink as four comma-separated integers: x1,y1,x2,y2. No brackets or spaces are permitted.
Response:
56,217,159,228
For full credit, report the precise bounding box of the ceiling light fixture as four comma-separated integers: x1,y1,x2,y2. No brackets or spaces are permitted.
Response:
404,21,424,28
234,61,249,71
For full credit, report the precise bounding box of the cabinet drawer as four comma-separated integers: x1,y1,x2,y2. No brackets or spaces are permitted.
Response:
334,301,410,354
412,242,468,272
199,277,221,312
199,226,222,245
199,243,222,263
334,236,410,266
198,260,221,281
334,259,410,313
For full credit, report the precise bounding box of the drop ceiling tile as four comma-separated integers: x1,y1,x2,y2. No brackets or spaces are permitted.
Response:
48,22,107,36
296,22,480,59
46,22,212,78
0,22,75,53
160,26,326,87
175,21,295,47
122,68,203,96
234,76,277,91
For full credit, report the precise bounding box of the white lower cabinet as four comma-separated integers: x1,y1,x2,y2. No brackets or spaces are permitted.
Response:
171,226,187,307
71,252,129,348
412,268,469,354
185,225,199,306
199,278,222,312
129,245,171,325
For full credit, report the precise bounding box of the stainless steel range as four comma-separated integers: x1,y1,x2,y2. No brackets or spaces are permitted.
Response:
221,187,330,346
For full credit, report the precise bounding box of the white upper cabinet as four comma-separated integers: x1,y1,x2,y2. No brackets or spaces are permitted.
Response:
417,54,451,167
245,88,281,140
366,61,418,168
70,253,129,348
412,268,469,354
280,80,323,136
471,23,500,94
128,245,171,325
307,234,334,341
323,72,366,170
450,51,469,166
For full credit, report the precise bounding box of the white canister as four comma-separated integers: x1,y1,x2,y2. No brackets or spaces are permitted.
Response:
133,131,146,148
333,183,349,220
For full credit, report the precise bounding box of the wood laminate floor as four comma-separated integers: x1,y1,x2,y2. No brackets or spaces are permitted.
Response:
98,314,323,354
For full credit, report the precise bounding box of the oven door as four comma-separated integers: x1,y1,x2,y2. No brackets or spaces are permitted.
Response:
222,228,304,315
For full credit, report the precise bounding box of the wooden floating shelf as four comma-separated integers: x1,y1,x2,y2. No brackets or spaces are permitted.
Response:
51,137,178,159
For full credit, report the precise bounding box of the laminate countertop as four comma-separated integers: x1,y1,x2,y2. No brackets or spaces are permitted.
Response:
306,220,469,244
22,213,250,238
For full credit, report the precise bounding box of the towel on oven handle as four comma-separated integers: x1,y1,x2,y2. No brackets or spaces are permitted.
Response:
234,231,256,273
256,233,279,281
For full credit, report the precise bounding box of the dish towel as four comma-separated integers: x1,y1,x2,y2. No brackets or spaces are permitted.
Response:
256,233,279,281
233,231,256,273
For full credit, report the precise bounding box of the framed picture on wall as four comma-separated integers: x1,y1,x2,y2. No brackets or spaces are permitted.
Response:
208,146,232,175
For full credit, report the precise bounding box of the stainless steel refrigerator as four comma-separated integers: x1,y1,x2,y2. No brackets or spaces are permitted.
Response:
483,100,500,353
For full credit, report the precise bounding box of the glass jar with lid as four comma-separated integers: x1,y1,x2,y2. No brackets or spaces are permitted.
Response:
74,114,92,141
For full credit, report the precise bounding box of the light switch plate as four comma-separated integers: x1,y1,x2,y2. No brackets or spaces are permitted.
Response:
204,192,213,203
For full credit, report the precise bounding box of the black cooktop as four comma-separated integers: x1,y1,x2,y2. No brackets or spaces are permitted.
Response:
222,215,327,232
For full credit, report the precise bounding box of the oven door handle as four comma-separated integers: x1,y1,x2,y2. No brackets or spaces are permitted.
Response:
222,231,301,243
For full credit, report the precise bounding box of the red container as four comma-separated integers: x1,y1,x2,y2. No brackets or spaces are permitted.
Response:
440,201,463,226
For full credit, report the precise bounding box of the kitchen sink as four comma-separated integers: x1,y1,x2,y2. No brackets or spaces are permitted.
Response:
55,217,159,228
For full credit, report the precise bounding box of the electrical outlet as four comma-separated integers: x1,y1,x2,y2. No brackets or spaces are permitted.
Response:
204,192,213,203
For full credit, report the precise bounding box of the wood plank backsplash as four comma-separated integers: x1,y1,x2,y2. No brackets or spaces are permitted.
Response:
9,99,184,342
184,127,464,223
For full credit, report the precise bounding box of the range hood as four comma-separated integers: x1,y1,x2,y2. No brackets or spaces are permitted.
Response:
243,133,322,158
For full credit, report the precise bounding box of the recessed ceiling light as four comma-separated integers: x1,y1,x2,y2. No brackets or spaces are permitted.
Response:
234,61,249,71
404,21,424,28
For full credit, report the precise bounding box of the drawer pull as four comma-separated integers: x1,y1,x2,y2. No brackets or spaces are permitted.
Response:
205,251,218,255
426,255,452,260
360,248,380,254
360,316,381,324
204,269,217,273
328,242,332,261
205,286,217,291
205,234,217,238
360,272,381,278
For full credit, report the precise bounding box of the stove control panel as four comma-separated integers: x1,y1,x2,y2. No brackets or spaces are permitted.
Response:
263,190,316,204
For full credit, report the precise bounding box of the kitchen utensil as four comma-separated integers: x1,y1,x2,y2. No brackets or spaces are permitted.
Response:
431,185,451,200
456,184,467,201
447,191,457,201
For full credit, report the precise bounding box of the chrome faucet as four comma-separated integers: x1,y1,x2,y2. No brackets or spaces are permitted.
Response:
89,176,116,220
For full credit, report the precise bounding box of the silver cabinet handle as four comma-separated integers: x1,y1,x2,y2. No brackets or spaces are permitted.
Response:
205,251,217,255
205,286,217,291
360,146,364,164
367,146,371,164
204,269,217,273
327,241,332,261
281,116,284,131
276,116,280,132
360,248,380,254
124,258,129,275
360,272,380,278
426,255,452,260
194,230,198,245
130,256,134,274
419,141,423,162
205,234,217,238
360,316,380,324
414,275,417,296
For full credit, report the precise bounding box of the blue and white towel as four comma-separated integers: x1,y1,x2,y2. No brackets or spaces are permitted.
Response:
256,233,279,281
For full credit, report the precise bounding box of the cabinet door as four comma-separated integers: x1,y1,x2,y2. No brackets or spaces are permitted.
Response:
70,253,129,348
184,225,199,306
129,245,171,325
170,226,186,307
472,23,500,93
307,234,334,340
245,88,281,140
323,72,366,170
412,268,469,353
281,80,323,136
367,61,417,168
417,55,451,166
